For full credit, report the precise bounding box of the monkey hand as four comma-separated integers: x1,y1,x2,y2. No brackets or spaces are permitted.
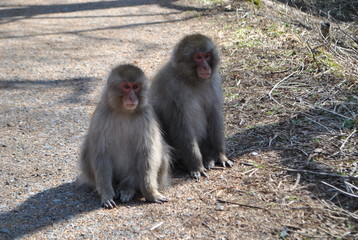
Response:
190,170,208,180
101,198,116,209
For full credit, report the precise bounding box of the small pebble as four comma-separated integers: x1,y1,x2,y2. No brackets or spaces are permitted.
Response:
215,204,224,211
1,228,10,234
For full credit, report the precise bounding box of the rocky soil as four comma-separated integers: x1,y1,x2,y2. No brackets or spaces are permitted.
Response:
1,0,357,239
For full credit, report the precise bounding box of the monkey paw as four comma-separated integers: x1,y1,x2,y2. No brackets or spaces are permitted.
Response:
217,154,234,168
153,194,169,203
221,159,234,168
190,171,208,180
119,189,135,203
101,198,116,209
204,160,215,170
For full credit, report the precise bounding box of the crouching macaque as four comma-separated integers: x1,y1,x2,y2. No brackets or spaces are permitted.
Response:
149,34,233,180
79,64,170,208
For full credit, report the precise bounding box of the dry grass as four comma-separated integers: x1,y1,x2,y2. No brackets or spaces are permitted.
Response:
217,0,358,237
0,0,357,239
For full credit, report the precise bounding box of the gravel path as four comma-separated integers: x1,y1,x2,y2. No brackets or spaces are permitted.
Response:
4,1,356,239
0,1,239,239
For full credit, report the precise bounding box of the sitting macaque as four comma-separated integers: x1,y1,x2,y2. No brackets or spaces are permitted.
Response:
79,64,170,208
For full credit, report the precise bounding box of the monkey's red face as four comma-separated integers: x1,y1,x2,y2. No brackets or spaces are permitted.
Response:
194,52,212,79
120,82,142,110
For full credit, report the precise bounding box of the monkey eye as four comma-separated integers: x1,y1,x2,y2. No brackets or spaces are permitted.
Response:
133,84,140,90
194,54,203,61
122,84,130,89
204,53,211,59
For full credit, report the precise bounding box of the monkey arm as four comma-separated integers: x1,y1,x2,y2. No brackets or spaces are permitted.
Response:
163,101,206,178
207,104,226,152
206,105,234,168
91,152,116,208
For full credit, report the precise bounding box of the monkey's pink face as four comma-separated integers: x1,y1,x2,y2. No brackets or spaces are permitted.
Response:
194,52,212,79
120,82,142,110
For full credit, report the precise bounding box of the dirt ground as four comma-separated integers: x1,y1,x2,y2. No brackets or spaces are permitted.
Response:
1,0,357,239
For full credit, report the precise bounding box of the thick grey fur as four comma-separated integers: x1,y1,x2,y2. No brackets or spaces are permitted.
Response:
79,64,170,208
149,34,233,180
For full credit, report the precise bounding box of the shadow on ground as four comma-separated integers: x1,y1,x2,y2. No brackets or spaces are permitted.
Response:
274,0,358,22
227,104,358,212
0,0,212,39
0,0,208,23
0,182,98,240
0,77,96,104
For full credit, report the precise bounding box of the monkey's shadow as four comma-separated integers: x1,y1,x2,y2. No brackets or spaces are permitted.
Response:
0,182,100,240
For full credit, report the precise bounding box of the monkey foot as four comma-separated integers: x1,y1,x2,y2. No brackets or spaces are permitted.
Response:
101,199,116,209
119,189,135,203
221,160,234,168
190,171,208,180
153,195,169,203
204,160,215,170
146,193,169,203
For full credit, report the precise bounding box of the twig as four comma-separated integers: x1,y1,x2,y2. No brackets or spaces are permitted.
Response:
290,173,301,191
321,181,358,198
340,129,356,151
202,222,214,232
268,66,303,105
269,133,279,147
319,198,358,220
239,162,255,167
150,222,164,231
280,167,358,180
217,199,265,210
242,168,256,175
305,40,321,71
300,99,353,120
302,113,334,133
345,182,358,191
248,168,258,177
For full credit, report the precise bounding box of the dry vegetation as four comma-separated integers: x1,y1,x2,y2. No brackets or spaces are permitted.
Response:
218,0,357,238
0,0,357,239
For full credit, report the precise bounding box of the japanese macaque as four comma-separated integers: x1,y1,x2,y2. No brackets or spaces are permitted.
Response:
149,34,233,180
79,64,170,208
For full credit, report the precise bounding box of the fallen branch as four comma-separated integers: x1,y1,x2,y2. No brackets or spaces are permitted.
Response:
300,99,353,120
217,199,265,210
279,167,358,180
321,181,358,198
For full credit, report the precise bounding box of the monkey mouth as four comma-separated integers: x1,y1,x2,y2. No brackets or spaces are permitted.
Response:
198,72,211,79
125,104,137,110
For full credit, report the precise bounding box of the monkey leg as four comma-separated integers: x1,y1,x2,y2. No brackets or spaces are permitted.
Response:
140,172,169,203
200,141,216,170
117,188,136,203
157,153,170,189
207,109,234,169
176,140,207,180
